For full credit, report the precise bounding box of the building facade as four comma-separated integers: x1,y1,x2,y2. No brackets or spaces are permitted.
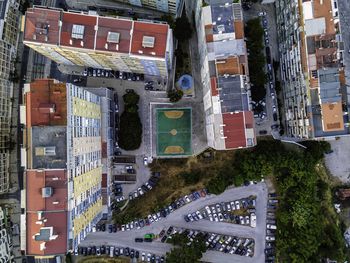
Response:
0,0,20,194
114,0,183,16
276,0,349,139
197,0,256,150
21,79,105,257
0,206,13,262
23,7,174,78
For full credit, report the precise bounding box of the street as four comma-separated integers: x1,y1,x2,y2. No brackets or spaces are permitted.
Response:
243,3,281,137
80,183,268,263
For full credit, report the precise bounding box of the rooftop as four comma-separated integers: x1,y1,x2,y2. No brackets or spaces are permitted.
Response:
217,75,249,113
26,79,67,127
130,21,169,58
24,7,61,45
95,17,132,53
30,126,67,169
26,211,67,255
222,112,246,149
60,12,96,49
26,170,67,212
24,7,170,59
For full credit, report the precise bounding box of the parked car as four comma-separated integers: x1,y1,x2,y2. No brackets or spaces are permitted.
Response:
258,11,266,16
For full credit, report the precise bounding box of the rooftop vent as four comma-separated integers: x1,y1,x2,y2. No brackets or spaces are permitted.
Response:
71,24,85,39
35,23,49,35
42,187,53,198
142,36,155,48
35,147,56,156
107,32,120,43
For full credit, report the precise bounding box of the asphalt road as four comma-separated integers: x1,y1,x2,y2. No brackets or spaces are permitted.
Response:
80,183,268,263
243,3,280,137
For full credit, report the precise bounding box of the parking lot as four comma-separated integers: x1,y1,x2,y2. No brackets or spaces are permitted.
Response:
79,183,268,263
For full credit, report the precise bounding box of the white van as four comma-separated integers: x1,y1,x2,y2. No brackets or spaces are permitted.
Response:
110,246,114,257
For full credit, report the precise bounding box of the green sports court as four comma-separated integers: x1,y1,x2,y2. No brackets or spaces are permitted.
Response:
156,108,192,156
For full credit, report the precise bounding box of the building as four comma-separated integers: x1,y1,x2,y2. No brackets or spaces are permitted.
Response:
84,87,116,215
112,0,183,16
0,206,13,262
23,6,174,78
197,0,256,150
276,0,349,139
21,79,105,256
0,0,20,194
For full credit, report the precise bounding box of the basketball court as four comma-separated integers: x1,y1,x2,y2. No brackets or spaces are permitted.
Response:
156,108,192,156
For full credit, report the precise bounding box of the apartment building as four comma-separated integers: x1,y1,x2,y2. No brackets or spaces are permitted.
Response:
276,0,349,139
0,0,20,194
23,6,174,78
85,87,116,214
21,79,104,256
0,206,13,262
114,0,183,16
197,0,256,150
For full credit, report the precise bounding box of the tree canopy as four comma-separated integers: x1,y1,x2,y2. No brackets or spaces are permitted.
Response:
168,89,183,102
174,15,193,41
245,18,267,102
166,233,207,263
118,91,142,150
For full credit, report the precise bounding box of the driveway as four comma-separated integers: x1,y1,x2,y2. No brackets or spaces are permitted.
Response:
80,183,268,263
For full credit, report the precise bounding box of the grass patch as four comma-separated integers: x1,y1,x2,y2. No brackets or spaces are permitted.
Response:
77,256,130,263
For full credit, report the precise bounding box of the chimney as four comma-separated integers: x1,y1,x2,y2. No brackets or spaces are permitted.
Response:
105,43,108,49
69,39,73,45
80,41,84,47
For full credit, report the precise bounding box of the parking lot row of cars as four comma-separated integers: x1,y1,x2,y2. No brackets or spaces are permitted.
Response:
184,197,257,227
97,189,209,233
76,245,165,262
261,12,279,123
160,226,255,257
265,192,278,263
128,171,160,201
83,67,145,81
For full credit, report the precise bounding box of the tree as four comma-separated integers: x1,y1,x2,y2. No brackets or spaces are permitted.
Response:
168,89,183,102
160,14,175,28
174,15,193,41
123,92,140,105
118,91,142,150
166,233,207,263
118,111,142,150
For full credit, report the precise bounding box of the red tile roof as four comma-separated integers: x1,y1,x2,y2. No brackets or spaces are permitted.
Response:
24,8,61,45
26,211,67,255
244,111,254,129
210,77,218,96
26,169,68,256
60,12,97,50
26,170,68,212
130,21,168,58
222,112,247,149
95,17,132,53
26,79,67,127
